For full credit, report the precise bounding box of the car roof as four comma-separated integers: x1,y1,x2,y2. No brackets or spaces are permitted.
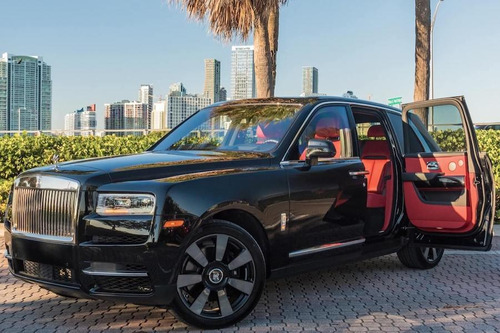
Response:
215,96,402,115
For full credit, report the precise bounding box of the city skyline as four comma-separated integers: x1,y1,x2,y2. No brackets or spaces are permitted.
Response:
2,0,500,129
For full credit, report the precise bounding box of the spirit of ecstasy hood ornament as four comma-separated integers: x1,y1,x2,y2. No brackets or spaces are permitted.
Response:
52,154,60,172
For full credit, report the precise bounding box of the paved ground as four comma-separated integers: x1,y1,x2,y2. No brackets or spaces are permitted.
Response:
1,225,500,332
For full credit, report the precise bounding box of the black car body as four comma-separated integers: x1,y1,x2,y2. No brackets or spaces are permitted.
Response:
3,96,495,328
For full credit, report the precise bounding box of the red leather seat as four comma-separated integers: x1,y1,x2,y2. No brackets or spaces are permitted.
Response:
256,122,287,144
361,125,391,208
300,118,341,160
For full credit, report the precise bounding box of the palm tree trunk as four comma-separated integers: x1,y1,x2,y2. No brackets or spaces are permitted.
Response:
414,0,431,102
254,15,272,98
268,2,279,97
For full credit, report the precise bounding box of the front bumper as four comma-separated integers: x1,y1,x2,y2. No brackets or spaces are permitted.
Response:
3,228,178,306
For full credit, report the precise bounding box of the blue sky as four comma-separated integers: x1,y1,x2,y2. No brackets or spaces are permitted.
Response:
1,0,499,129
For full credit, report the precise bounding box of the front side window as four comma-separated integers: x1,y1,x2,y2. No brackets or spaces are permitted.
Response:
153,103,302,153
288,105,353,160
406,104,466,153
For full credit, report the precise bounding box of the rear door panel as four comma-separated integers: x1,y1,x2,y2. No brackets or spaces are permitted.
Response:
401,96,494,250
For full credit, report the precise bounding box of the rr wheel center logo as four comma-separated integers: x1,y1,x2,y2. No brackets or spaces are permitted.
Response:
208,268,224,284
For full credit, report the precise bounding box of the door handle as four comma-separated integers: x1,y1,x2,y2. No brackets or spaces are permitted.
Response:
426,161,440,170
349,170,370,176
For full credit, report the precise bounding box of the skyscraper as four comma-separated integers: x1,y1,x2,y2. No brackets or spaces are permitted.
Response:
0,53,52,131
104,100,148,136
302,66,318,96
167,83,211,129
64,104,97,136
203,59,221,104
219,87,227,102
139,84,153,129
151,100,168,130
231,46,255,100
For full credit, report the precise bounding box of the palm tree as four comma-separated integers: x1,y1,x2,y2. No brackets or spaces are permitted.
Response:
414,0,431,102
171,0,287,98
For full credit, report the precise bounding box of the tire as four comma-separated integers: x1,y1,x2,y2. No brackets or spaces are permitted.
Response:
172,220,266,329
397,244,444,269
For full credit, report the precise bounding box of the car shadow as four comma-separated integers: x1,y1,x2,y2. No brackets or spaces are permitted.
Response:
1,240,499,332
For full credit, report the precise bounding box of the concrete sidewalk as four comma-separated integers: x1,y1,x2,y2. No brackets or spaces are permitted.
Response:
1,223,500,238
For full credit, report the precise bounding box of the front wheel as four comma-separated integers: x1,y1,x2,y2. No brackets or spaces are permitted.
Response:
397,244,444,269
172,221,266,329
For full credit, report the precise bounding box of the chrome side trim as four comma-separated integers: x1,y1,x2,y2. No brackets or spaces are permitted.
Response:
289,238,365,258
349,170,370,176
82,269,148,277
279,160,306,167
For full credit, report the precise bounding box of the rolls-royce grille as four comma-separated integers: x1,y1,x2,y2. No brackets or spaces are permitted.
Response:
12,187,78,239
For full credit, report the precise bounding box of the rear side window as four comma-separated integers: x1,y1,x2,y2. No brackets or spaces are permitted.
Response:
405,104,466,153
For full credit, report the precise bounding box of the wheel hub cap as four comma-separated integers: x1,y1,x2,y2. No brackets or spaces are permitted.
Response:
208,268,224,284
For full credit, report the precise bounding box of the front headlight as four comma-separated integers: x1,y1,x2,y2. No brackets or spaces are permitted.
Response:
96,193,155,216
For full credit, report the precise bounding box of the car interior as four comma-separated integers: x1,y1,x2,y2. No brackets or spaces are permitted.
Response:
352,109,394,235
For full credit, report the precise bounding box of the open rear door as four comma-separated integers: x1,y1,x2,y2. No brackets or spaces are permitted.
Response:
402,96,495,250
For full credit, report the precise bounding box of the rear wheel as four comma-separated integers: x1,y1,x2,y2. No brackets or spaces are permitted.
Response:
397,244,444,269
172,221,265,329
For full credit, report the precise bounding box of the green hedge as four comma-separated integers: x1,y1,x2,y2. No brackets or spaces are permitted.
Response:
1,130,500,218
0,132,166,216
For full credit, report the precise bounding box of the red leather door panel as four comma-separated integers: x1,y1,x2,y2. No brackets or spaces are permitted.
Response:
404,153,478,233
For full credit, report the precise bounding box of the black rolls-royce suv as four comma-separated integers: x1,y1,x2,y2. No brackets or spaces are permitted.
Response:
3,96,495,328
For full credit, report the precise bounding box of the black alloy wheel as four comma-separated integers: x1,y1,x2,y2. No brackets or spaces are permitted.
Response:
397,243,445,269
173,221,265,329
420,247,444,264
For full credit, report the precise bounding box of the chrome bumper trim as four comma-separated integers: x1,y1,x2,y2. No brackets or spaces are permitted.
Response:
82,268,148,277
10,229,73,244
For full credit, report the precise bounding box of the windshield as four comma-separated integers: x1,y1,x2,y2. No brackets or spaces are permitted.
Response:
152,103,302,152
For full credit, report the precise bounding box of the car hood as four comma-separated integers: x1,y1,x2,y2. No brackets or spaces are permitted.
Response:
21,150,273,186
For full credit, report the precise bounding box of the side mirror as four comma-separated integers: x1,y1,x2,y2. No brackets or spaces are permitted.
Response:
305,139,336,166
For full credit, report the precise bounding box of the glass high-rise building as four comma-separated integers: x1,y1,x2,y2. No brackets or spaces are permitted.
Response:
104,100,148,136
203,59,221,104
151,100,168,130
302,66,318,96
231,46,255,100
0,53,52,131
167,83,211,129
138,84,153,129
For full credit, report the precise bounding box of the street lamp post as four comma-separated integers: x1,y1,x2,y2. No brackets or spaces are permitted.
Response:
430,0,444,100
